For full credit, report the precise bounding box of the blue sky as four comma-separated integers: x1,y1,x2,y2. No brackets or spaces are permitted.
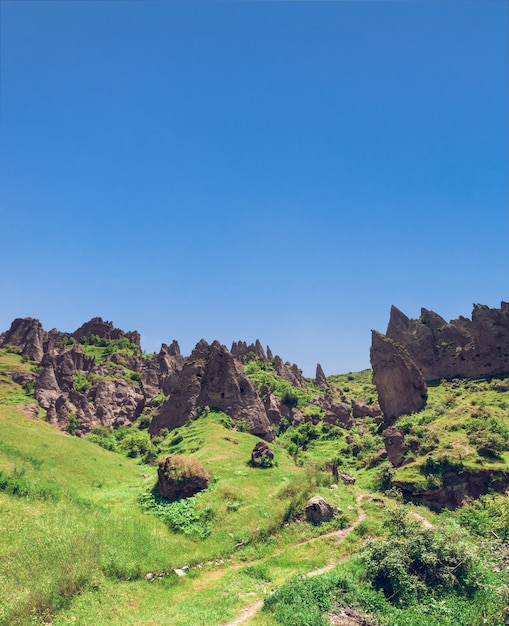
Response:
1,0,508,376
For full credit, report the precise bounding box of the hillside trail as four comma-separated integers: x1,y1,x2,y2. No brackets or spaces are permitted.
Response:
222,494,368,626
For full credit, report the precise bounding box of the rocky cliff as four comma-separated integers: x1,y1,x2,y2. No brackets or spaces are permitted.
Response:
1,317,376,441
371,303,509,420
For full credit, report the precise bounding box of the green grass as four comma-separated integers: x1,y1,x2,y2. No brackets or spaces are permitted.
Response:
2,349,509,626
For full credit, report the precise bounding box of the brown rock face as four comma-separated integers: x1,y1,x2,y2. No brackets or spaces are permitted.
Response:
370,331,427,421
315,363,329,388
351,398,382,419
273,355,307,388
0,318,48,362
385,303,509,381
150,340,274,440
305,496,336,524
157,455,210,501
231,339,267,362
383,426,409,467
394,469,509,510
72,317,141,348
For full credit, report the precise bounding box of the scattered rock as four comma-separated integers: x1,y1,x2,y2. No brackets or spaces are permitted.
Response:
250,441,275,467
383,426,409,467
305,496,336,524
157,455,210,501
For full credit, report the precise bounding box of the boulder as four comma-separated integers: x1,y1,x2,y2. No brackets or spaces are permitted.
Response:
305,496,336,524
250,441,275,467
157,455,210,501
351,398,382,419
383,426,409,467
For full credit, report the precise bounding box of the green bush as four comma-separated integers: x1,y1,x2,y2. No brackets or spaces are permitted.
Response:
361,509,481,607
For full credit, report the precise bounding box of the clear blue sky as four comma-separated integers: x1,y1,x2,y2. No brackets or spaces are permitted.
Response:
1,0,508,376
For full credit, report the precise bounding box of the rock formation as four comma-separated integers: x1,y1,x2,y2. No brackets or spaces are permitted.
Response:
1,318,48,362
370,331,427,421
1,316,370,441
150,340,275,440
383,426,409,467
315,363,329,388
72,317,141,348
250,441,275,467
385,303,509,381
371,303,509,420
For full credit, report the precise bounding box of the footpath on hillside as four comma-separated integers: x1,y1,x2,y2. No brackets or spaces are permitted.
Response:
223,493,368,626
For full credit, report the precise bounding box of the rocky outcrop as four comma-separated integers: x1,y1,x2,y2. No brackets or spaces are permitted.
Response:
394,469,509,510
150,340,274,440
305,496,337,524
273,355,307,388
370,331,428,421
351,398,382,420
72,317,141,348
315,363,329,388
0,318,48,362
384,303,509,381
231,339,267,362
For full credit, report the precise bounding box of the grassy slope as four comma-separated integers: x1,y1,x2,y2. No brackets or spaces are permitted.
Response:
0,352,360,625
2,350,508,625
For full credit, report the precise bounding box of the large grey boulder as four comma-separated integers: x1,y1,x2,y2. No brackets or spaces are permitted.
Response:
305,496,336,524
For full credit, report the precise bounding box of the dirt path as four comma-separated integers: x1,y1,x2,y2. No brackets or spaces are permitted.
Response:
222,494,367,626
410,510,433,529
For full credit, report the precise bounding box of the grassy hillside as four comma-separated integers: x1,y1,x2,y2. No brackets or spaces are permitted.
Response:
1,351,508,625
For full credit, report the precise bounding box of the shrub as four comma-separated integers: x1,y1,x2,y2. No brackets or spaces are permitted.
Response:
66,414,80,436
361,510,481,607
118,431,154,459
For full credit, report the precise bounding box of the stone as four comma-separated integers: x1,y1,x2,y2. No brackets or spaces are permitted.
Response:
351,398,382,419
370,331,427,421
157,455,210,501
383,426,409,467
315,363,329,388
251,441,274,467
338,472,356,485
305,496,336,524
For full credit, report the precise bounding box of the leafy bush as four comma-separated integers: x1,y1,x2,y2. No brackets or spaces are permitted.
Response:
263,574,337,625
85,426,118,452
73,373,91,393
466,417,509,458
139,491,213,538
361,509,481,607
65,413,80,436
118,431,155,460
